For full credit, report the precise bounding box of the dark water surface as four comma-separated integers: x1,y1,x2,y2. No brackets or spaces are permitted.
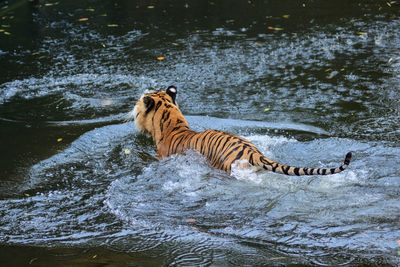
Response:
1,0,400,266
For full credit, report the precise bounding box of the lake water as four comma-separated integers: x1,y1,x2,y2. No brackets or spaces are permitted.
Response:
0,0,399,265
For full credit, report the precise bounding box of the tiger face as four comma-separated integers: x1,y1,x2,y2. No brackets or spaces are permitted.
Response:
130,86,180,138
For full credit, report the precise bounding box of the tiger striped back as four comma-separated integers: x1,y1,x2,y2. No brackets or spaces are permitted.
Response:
129,86,352,175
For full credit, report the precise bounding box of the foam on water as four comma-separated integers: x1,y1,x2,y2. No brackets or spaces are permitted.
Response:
230,159,263,184
0,119,399,265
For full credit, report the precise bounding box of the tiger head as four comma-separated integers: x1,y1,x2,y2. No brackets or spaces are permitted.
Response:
129,86,187,140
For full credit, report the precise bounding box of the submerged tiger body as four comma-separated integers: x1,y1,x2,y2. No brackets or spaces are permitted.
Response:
130,86,352,175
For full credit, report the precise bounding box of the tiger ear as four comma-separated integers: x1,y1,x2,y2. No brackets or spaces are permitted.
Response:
166,86,177,104
143,96,155,114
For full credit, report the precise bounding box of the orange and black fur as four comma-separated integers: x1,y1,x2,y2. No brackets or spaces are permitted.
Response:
129,86,352,175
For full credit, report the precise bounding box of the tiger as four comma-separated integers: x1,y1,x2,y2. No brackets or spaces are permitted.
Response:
128,86,352,175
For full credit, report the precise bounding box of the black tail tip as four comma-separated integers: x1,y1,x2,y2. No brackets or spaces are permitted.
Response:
344,152,352,165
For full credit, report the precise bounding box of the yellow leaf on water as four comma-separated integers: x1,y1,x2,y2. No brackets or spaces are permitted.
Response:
264,108,270,112
107,24,118,27
325,68,332,72
24,193,30,197
124,149,131,154
57,138,63,142
45,3,54,6
3,31,10,35
267,26,284,31
147,5,155,9
157,56,165,60
86,8,95,12
282,14,290,19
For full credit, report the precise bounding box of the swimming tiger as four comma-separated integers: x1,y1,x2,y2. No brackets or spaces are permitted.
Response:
128,86,352,175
